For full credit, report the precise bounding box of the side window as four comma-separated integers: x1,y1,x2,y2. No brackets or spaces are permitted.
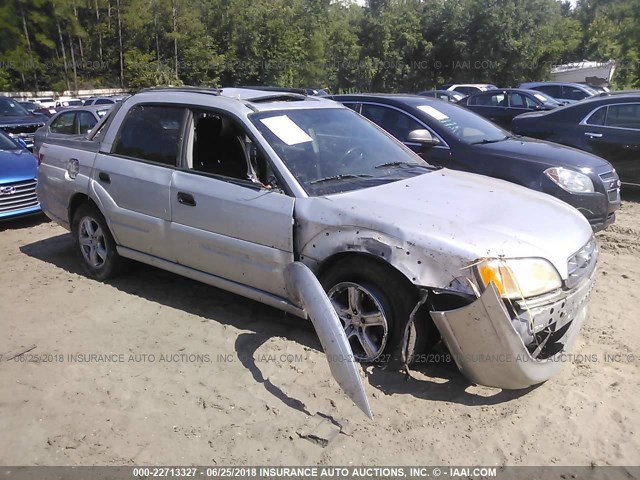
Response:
586,106,607,126
509,93,531,109
342,103,360,113
185,111,273,186
78,111,98,134
360,104,424,142
113,105,185,166
49,112,76,134
473,93,506,107
605,104,640,129
563,86,589,101
535,85,561,98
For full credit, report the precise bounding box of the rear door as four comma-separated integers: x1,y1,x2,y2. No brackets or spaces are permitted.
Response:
579,102,640,186
169,108,295,298
506,92,539,126
92,104,186,260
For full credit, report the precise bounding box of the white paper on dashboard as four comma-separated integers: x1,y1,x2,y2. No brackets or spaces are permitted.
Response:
417,105,449,121
260,115,313,145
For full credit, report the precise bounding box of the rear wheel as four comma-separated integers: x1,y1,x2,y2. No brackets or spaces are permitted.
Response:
72,203,126,281
321,258,430,364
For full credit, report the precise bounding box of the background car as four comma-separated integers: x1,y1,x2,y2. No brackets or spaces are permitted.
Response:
417,90,466,102
512,93,640,186
0,129,40,220
458,88,562,129
0,97,47,150
331,93,620,231
440,84,497,95
55,98,84,107
34,105,112,154
519,82,599,104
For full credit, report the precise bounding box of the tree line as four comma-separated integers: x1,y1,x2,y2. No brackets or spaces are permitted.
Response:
0,0,638,93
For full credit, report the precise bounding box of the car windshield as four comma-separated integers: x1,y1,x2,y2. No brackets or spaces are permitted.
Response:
0,132,20,150
251,108,435,196
414,101,509,144
0,97,30,117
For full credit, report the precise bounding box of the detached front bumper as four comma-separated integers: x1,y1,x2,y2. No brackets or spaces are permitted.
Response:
430,268,596,389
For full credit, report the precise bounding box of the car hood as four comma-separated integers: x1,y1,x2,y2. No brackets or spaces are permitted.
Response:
0,115,47,127
309,169,592,280
0,149,38,183
474,136,612,170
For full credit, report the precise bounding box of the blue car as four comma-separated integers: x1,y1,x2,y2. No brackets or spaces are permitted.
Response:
0,130,41,220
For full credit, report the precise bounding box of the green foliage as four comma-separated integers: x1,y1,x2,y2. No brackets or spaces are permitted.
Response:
0,0,637,92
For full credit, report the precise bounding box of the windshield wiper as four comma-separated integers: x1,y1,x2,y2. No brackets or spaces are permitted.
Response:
471,136,510,145
374,161,428,169
309,173,374,185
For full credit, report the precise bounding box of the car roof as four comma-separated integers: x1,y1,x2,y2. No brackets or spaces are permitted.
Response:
127,87,339,114
331,93,442,105
520,81,592,89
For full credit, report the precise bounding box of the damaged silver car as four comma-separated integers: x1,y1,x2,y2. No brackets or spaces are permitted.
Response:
37,87,597,417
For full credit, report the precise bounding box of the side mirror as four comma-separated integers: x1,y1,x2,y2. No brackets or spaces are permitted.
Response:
407,129,440,147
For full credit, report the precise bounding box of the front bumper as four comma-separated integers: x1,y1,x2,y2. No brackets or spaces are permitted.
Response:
430,268,596,389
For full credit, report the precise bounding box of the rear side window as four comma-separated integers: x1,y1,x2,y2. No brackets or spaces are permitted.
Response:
50,112,76,134
113,105,185,165
586,106,607,126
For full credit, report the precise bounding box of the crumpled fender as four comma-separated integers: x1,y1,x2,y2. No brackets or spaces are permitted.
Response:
284,262,373,419
430,282,590,389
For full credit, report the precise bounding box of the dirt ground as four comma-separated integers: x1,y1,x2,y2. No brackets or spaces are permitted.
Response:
0,193,639,467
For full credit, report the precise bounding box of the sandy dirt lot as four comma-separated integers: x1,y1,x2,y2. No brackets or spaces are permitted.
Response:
1,194,639,467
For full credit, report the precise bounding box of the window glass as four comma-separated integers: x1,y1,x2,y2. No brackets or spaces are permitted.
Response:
586,107,607,126
535,85,561,98
50,112,76,134
78,111,98,134
251,108,434,196
95,98,114,105
113,105,185,165
605,104,640,129
471,93,506,107
563,86,590,101
342,103,359,112
509,93,536,109
187,112,252,182
360,104,425,141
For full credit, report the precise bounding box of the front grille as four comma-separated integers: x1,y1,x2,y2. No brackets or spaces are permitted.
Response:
0,179,38,213
566,237,598,289
599,169,620,203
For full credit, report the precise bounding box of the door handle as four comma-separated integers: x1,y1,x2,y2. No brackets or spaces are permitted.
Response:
98,171,111,183
177,192,196,206
585,132,603,138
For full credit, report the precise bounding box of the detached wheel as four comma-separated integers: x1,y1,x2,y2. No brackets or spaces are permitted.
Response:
72,203,125,281
321,258,429,363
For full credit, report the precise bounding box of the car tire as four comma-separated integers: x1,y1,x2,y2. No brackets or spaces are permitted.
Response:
72,203,126,281
320,257,430,364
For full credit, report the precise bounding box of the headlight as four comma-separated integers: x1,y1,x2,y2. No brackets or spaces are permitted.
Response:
544,167,594,193
476,258,562,299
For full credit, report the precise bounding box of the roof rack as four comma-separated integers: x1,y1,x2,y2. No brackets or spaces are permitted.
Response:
238,86,308,96
137,86,221,96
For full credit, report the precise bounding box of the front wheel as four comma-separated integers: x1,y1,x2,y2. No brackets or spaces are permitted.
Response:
321,258,429,364
72,203,126,281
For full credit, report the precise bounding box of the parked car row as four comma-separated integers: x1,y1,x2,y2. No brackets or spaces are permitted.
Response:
330,93,620,231
34,87,599,414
